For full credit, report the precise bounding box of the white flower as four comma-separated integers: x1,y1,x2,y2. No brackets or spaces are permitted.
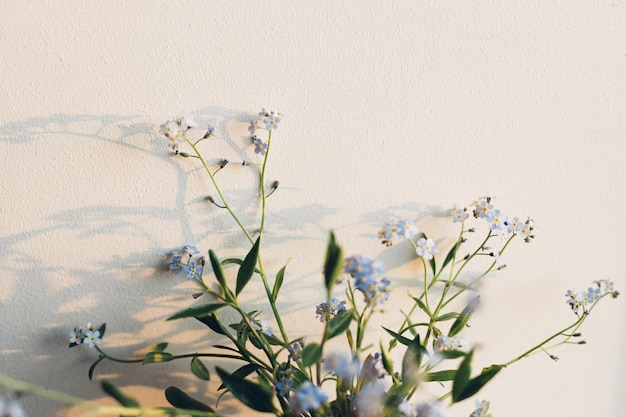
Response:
177,116,195,130
84,330,101,348
416,237,438,260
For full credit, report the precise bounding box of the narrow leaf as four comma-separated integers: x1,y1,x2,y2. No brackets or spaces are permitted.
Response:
382,326,413,346
97,323,107,339
326,310,354,340
301,343,323,368
150,342,169,352
167,303,229,321
236,237,261,295
452,350,473,403
100,379,140,408
448,296,480,337
222,258,261,274
379,341,394,377
215,366,276,413
401,334,426,382
323,231,343,296
458,364,503,401
209,250,227,288
434,312,459,322
165,386,214,412
143,352,174,364
409,294,432,318
272,259,291,301
441,239,461,270
196,313,227,335
218,363,262,390
191,357,211,380
426,370,457,381
437,350,467,360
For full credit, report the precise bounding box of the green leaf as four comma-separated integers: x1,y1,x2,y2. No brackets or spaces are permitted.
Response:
379,341,394,377
452,350,473,402
236,237,261,295
165,386,214,412
196,313,228,335
409,294,432,318
401,334,426,383
457,364,503,401
97,323,107,338
88,355,105,381
382,326,413,347
323,231,343,296
100,379,140,408
167,303,229,321
436,350,467,360
434,312,459,322
150,342,169,352
301,343,323,368
222,258,262,274
429,257,437,276
441,239,461,270
215,366,276,413
143,352,174,364
448,296,480,337
326,310,354,340
209,249,228,289
218,363,263,390
191,357,211,380
272,259,291,301
426,370,457,381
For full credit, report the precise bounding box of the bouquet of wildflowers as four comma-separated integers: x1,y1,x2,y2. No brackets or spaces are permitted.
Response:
56,109,616,417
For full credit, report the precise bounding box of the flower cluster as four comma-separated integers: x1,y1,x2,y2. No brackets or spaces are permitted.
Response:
168,245,204,280
315,297,347,322
465,197,536,243
343,255,390,307
565,279,617,314
434,335,470,352
378,219,418,246
68,323,103,348
248,108,283,156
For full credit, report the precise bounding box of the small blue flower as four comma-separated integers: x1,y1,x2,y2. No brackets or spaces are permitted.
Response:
183,245,200,255
289,382,328,414
183,261,202,280
253,136,268,155
169,255,183,274
275,378,293,397
288,341,303,361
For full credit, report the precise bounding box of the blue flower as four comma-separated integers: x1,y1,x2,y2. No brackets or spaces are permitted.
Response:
288,342,303,361
253,136,268,155
169,255,183,274
183,261,202,280
183,245,200,255
315,298,347,322
289,382,328,414
275,378,292,397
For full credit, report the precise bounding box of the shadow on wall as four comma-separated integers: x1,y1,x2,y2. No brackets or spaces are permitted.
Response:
0,109,448,416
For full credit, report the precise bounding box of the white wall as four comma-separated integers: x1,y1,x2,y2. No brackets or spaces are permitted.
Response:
1,1,624,416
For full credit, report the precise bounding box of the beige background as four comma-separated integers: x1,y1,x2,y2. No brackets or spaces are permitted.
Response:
1,1,624,416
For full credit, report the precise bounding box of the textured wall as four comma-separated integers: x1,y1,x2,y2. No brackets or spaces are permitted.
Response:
1,1,624,416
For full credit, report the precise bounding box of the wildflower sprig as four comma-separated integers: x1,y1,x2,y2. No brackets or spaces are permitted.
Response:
56,110,617,417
